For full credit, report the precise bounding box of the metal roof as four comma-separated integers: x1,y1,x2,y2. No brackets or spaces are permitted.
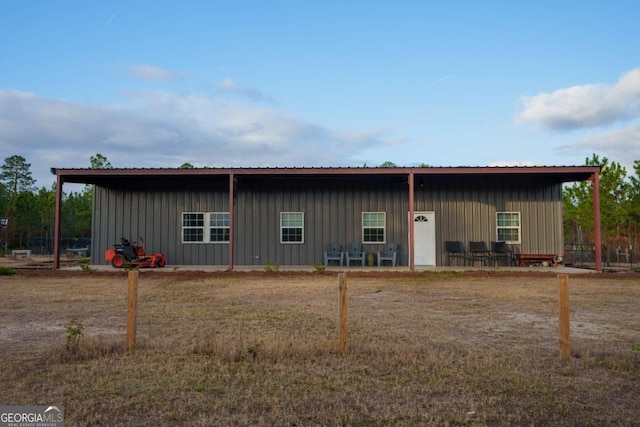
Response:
51,165,600,185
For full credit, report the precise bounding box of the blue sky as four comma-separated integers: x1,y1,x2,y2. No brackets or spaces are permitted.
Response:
2,1,640,187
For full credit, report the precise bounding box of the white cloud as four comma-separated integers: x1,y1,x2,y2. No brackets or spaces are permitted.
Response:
0,89,396,186
217,78,236,90
216,78,273,102
123,64,182,82
558,125,640,168
517,68,640,131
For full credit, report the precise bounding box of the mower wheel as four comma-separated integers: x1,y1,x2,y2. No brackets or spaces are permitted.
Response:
111,254,126,268
157,257,166,268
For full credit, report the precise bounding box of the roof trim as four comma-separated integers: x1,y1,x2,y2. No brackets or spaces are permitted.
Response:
50,165,601,184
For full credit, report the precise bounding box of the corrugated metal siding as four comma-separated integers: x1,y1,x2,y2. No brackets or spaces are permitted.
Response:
91,174,564,266
233,177,408,265
92,177,230,265
416,175,563,265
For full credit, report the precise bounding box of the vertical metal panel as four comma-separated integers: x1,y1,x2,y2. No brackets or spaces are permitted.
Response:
415,175,564,265
91,173,565,267
92,177,230,266
229,177,409,266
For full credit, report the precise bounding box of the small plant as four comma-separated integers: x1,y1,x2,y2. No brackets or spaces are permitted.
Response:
65,318,84,351
0,266,16,276
248,343,261,360
264,260,280,272
76,259,96,272
314,263,326,273
124,263,138,271
633,344,640,352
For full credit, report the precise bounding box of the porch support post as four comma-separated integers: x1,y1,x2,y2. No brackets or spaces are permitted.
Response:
53,174,63,269
592,171,602,272
228,173,235,271
408,170,415,271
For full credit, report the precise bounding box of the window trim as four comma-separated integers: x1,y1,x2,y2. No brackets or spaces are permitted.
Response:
182,212,230,244
496,211,521,244
209,212,230,244
280,212,304,244
362,211,386,244
182,212,205,243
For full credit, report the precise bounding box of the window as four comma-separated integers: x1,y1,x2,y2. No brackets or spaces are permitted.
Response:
281,212,304,243
363,212,386,243
182,212,230,243
497,212,521,243
209,212,230,243
182,212,205,242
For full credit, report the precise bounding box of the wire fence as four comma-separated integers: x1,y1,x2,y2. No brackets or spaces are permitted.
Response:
564,243,635,269
0,237,91,257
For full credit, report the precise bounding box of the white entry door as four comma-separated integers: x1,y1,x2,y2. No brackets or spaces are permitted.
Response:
412,211,436,266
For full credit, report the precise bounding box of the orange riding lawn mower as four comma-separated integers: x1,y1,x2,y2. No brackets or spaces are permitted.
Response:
105,237,166,268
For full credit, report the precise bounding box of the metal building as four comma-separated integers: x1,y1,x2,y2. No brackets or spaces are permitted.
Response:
50,166,602,270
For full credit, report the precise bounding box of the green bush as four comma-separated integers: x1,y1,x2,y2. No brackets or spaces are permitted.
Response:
76,259,96,272
65,319,84,351
264,260,281,272
0,266,16,276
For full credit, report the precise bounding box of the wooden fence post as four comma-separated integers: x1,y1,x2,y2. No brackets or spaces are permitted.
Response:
127,269,138,351
339,273,348,354
558,274,571,359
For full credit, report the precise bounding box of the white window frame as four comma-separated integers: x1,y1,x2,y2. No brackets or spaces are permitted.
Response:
209,212,230,243
280,212,304,244
496,212,521,244
182,212,230,244
182,212,205,243
362,212,386,243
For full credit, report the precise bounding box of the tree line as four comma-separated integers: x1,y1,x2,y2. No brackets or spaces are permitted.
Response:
0,154,111,252
563,154,640,251
1,154,638,254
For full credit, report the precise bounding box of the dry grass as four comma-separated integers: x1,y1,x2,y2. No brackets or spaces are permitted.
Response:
0,269,639,426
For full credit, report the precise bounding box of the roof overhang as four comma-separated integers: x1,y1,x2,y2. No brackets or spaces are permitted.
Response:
51,165,601,186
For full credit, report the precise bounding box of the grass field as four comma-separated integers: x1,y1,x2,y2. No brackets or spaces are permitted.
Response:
0,268,639,426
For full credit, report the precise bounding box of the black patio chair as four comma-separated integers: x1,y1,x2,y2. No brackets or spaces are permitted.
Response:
467,241,490,266
491,241,513,266
445,241,466,266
